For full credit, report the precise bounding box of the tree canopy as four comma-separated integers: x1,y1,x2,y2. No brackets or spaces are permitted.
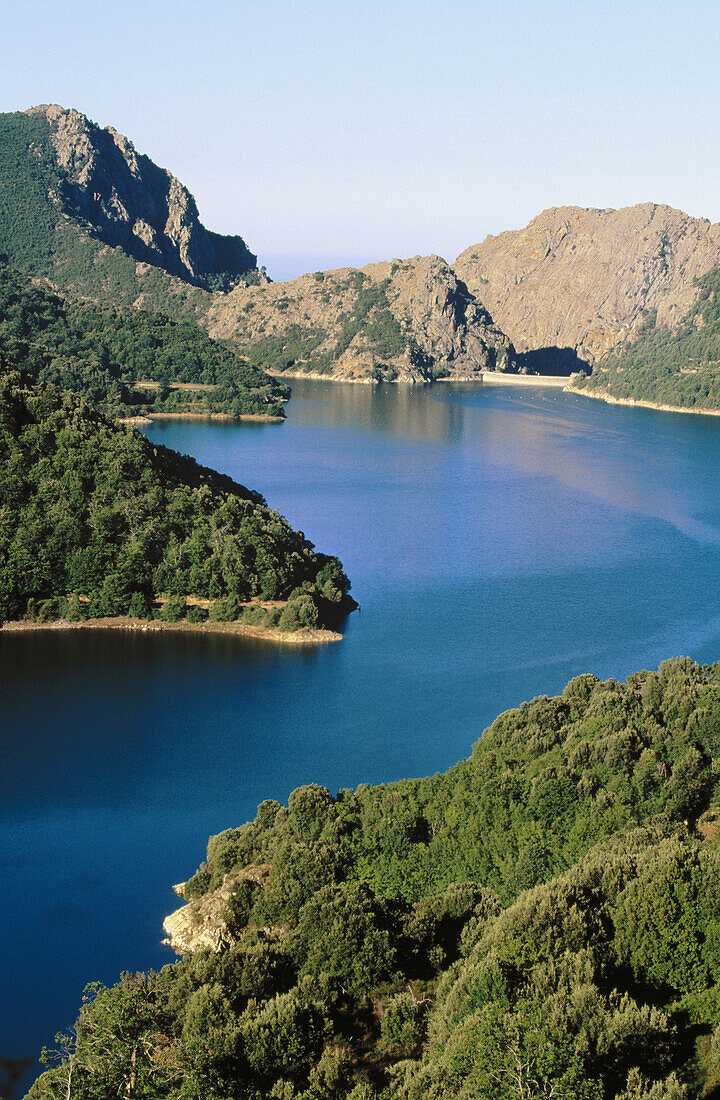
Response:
28,659,720,1099
0,262,288,419
0,370,350,630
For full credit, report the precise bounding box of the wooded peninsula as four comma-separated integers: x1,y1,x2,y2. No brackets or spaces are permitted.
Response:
29,659,720,1100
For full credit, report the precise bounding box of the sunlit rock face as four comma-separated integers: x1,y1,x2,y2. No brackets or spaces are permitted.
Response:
455,203,720,369
206,254,518,382
26,103,257,285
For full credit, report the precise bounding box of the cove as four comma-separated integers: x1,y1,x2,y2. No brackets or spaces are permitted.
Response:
4,380,720,1076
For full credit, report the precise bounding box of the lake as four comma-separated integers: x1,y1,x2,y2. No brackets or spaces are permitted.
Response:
4,379,720,1079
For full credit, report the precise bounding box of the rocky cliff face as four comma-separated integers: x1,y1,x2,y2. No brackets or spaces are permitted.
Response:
163,866,270,955
25,104,257,287
206,255,517,382
455,204,720,369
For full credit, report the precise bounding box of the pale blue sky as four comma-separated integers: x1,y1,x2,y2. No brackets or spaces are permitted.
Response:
3,0,720,280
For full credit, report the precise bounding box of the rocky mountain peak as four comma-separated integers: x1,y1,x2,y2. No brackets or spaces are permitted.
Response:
455,202,720,369
23,103,257,288
205,253,517,382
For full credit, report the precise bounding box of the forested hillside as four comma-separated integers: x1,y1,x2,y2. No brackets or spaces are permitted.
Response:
573,267,720,410
0,371,351,631
29,658,720,1099
0,263,288,419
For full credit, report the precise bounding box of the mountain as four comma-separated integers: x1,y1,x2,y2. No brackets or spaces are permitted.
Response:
1,106,519,383
28,104,257,286
455,203,720,372
0,105,259,317
11,105,720,394
568,262,720,412
0,106,358,636
205,255,518,382
28,658,720,1099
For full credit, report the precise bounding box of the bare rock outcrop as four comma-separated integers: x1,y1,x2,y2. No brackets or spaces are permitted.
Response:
206,255,517,382
162,865,270,955
25,104,257,286
455,204,720,368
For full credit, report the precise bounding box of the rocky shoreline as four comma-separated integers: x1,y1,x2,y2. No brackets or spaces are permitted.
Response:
267,369,376,384
569,383,720,418
118,411,284,426
1,615,343,645
267,369,570,387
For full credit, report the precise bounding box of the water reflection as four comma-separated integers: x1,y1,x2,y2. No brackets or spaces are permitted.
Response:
152,381,720,553
1,628,326,819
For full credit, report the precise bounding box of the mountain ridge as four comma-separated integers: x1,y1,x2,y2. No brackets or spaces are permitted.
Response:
205,254,518,383
455,202,720,371
0,104,521,383
24,103,258,288
7,105,720,397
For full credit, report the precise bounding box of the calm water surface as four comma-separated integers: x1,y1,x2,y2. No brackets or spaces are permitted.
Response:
4,380,720,1072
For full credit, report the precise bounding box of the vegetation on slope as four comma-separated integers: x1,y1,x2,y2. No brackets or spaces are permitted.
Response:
29,658,720,1098
208,258,516,384
244,276,411,380
0,263,288,418
574,267,720,410
1,110,516,384
0,110,194,315
0,111,59,275
0,371,351,631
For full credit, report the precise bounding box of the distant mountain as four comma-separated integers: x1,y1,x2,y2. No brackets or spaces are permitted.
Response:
1,105,519,383
0,105,259,317
205,255,518,383
18,107,720,394
455,203,720,373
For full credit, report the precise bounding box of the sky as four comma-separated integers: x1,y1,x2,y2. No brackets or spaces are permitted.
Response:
3,0,720,281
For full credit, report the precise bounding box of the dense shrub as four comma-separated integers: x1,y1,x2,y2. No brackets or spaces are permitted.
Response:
29,660,720,1100
0,374,352,629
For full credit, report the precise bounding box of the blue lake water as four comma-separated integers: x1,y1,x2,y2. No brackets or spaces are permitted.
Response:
4,379,720,1078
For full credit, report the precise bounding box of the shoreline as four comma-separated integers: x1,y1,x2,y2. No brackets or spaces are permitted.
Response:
118,411,285,426
267,369,375,384
1,615,343,646
149,411,285,422
266,369,570,387
568,384,720,418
